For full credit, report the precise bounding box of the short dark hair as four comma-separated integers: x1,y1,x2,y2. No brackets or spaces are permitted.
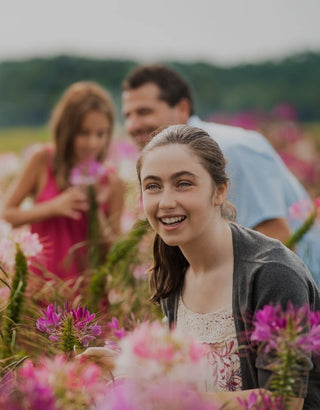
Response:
122,64,194,115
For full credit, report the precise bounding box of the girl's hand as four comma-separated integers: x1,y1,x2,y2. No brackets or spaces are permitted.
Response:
95,169,117,206
51,186,89,219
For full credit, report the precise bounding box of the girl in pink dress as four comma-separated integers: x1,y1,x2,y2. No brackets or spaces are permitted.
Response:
2,82,125,282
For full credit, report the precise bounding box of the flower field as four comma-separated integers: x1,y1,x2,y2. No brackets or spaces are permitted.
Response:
0,111,320,409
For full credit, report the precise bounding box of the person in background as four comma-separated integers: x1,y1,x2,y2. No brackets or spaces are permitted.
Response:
121,63,320,287
1,81,125,281
137,124,320,409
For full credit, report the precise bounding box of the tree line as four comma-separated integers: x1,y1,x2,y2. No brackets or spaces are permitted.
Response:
0,52,319,127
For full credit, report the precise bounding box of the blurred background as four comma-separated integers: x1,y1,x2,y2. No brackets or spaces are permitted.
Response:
1,0,320,197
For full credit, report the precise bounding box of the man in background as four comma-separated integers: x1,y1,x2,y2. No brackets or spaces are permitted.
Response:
121,63,320,286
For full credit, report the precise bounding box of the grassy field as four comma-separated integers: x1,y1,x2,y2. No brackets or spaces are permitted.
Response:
0,126,50,153
0,124,129,154
0,122,319,155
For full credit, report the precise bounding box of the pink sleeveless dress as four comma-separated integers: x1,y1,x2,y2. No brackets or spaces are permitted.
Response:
31,158,88,281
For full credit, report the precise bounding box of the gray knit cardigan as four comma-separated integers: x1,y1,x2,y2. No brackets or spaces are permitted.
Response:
161,223,320,409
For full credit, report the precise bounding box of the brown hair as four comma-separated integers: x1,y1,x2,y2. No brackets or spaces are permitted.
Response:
50,81,115,189
136,124,236,304
122,64,194,116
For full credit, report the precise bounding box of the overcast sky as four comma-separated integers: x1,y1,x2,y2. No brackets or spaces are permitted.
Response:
1,0,320,66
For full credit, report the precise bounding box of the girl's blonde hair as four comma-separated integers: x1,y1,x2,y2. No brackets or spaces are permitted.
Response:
50,81,115,189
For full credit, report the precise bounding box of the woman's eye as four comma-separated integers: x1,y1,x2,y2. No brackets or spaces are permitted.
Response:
145,183,159,191
177,181,191,188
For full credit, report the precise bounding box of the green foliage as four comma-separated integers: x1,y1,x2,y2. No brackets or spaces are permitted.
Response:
87,219,162,321
60,316,78,355
285,207,318,250
0,53,320,128
87,219,149,310
87,185,103,270
1,247,28,359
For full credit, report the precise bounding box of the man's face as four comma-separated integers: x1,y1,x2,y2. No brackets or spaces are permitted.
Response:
122,82,188,150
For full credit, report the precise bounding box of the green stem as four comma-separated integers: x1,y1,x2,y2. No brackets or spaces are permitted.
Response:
87,184,102,270
284,207,317,249
87,219,150,312
0,247,28,359
60,316,77,354
269,322,299,408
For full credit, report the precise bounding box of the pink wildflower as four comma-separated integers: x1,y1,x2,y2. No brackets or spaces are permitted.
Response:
133,264,148,279
288,198,314,221
108,317,126,339
0,237,16,271
71,304,102,346
13,229,43,257
237,390,285,410
252,302,320,356
99,378,218,410
115,321,208,385
36,304,62,341
0,228,43,272
8,355,106,409
273,102,298,122
36,303,101,350
69,160,108,186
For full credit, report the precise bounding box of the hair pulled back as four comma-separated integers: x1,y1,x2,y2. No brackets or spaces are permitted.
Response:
136,124,236,304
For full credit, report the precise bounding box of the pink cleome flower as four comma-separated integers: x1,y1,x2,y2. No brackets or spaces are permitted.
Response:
69,160,114,186
251,302,320,355
8,354,106,409
0,227,43,272
36,303,101,348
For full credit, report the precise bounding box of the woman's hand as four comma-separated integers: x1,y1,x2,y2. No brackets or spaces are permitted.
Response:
76,346,117,373
95,170,118,206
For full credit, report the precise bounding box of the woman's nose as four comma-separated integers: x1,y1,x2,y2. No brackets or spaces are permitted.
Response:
159,189,176,209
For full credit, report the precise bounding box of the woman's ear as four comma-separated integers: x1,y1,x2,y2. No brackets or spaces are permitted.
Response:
214,183,228,206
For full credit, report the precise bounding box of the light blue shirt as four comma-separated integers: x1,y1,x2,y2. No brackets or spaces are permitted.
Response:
188,116,320,286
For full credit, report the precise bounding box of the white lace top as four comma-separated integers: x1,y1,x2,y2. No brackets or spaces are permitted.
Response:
176,296,242,392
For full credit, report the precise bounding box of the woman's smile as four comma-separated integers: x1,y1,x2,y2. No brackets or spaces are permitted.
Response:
140,144,219,247
159,215,187,229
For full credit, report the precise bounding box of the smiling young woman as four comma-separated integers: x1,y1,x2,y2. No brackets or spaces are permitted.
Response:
136,124,320,410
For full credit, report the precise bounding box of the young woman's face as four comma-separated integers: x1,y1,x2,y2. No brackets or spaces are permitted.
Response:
140,144,226,248
73,110,111,162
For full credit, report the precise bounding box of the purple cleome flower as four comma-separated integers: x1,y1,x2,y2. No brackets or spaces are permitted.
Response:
36,303,101,349
237,391,286,410
36,304,62,342
108,317,126,339
251,302,320,355
69,160,107,186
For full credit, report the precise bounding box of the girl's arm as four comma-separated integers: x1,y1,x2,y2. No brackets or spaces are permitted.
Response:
1,149,89,227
